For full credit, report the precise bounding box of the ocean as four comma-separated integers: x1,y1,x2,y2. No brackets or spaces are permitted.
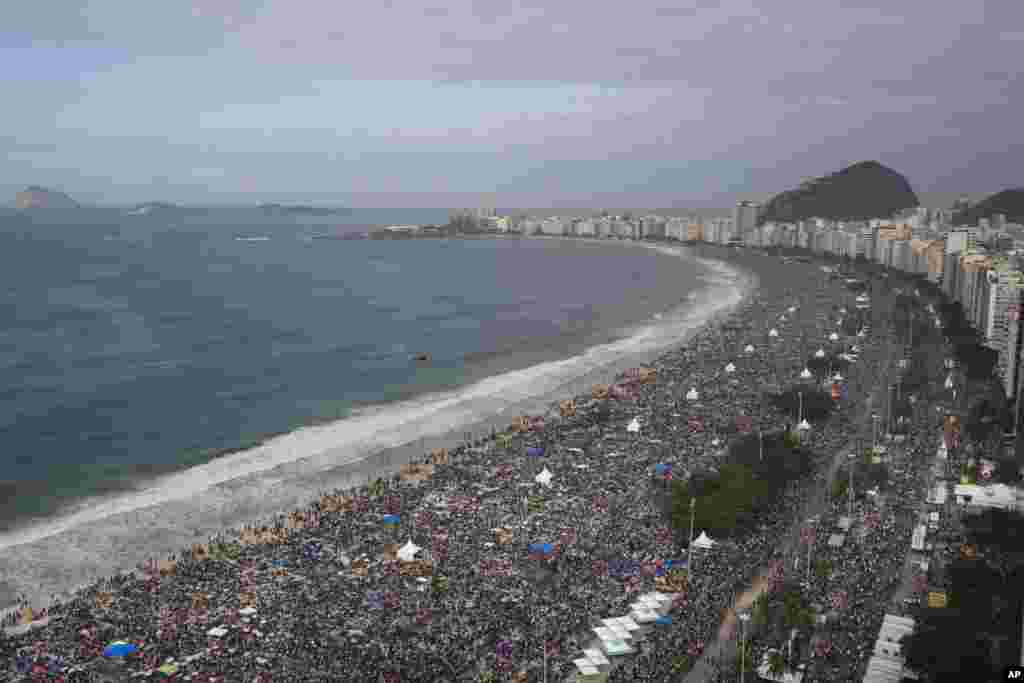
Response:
0,207,751,607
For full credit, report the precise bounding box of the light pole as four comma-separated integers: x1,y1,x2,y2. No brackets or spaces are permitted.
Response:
872,414,880,450
847,453,856,519
739,609,751,683
798,391,804,424
688,497,696,573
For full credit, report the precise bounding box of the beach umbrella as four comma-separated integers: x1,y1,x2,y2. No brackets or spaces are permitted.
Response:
654,464,672,476
627,417,641,433
535,467,554,487
829,332,839,341
851,345,860,353
833,373,844,382
840,307,847,314
787,306,797,313
382,514,401,526
814,348,826,358
103,641,138,657
798,419,811,431
800,367,812,380
858,328,867,337
655,616,674,625
526,446,545,458
768,328,779,338
944,374,954,389
745,344,755,353
711,438,720,447
725,362,736,374
686,388,699,401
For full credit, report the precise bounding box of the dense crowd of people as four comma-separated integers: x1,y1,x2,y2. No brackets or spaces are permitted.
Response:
0,252,941,682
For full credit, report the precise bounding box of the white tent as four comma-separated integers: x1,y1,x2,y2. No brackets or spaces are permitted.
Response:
686,388,699,401
814,348,826,358
627,417,641,433
829,332,839,341
397,539,421,562
725,362,736,374
711,438,720,447
800,367,812,379
535,467,554,487
745,344,755,353
583,649,610,666
787,306,797,313
832,373,844,382
798,419,811,431
692,531,716,549
769,328,779,337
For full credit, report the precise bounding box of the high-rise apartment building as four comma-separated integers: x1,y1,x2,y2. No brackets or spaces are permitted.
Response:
733,201,759,242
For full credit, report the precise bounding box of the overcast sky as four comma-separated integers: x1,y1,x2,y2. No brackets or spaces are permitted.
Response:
2,1,1021,208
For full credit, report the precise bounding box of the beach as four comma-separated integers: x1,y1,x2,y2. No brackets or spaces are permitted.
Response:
0,241,941,683
0,239,752,613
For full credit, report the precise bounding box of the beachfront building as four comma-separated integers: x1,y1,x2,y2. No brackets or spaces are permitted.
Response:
664,217,686,241
640,216,666,239
576,219,596,237
734,201,760,242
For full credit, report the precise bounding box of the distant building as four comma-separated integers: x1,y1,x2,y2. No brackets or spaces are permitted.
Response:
733,201,759,241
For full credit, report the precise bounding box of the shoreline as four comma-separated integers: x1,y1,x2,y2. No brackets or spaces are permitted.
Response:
0,238,755,612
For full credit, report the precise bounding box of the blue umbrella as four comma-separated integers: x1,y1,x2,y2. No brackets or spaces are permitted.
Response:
528,543,555,555
103,641,138,657
272,559,288,567
655,616,673,625
526,447,545,457
382,514,401,525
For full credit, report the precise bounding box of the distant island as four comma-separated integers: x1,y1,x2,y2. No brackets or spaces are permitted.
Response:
757,160,919,225
258,203,351,216
953,188,1024,226
14,186,80,209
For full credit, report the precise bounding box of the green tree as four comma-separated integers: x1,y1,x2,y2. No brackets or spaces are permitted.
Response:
767,650,786,676
815,559,833,579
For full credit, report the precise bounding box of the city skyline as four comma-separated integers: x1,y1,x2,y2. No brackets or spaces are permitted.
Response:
3,1,1022,208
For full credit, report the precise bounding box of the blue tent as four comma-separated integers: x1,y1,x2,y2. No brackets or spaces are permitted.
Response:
526,446,545,457
103,641,138,657
841,384,849,401
655,616,673,625
382,514,401,525
528,543,555,555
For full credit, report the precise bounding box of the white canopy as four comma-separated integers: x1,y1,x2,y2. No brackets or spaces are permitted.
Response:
800,367,812,379
814,348,826,358
692,531,716,549
686,388,699,401
711,438,720,447
583,648,609,666
832,373,844,382
745,344,755,353
798,419,811,431
858,328,867,337
787,306,797,313
627,417,641,433
725,362,736,373
769,328,779,337
851,345,860,352
839,307,847,314
535,467,554,487
397,539,421,562
829,332,840,341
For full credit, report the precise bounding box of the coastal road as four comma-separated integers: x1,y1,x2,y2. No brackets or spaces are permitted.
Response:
681,330,900,682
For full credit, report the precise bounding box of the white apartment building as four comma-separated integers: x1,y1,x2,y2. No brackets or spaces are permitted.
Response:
733,201,759,241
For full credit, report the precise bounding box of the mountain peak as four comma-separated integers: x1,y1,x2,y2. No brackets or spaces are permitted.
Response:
758,161,918,225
